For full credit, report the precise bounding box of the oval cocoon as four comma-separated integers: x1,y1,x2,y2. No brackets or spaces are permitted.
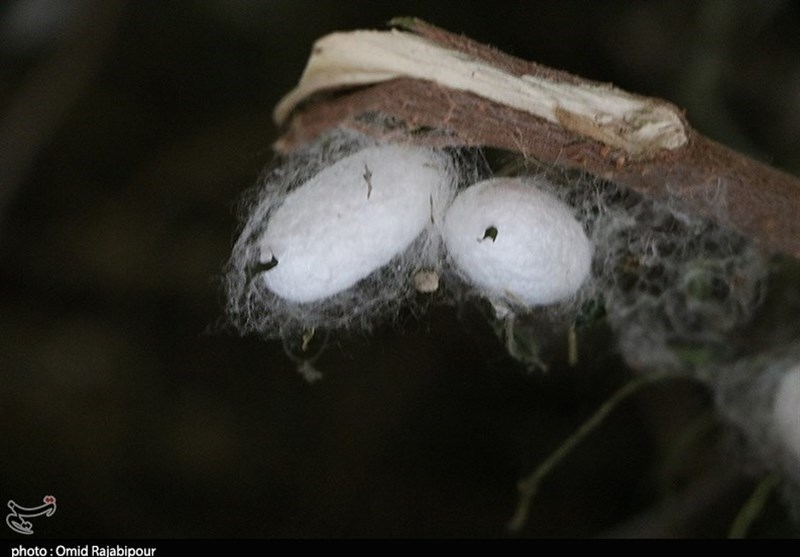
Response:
443,177,592,306
258,144,452,303
773,364,800,463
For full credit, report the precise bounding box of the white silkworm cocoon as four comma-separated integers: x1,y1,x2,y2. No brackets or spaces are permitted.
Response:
257,144,454,303
773,364,800,463
443,177,592,306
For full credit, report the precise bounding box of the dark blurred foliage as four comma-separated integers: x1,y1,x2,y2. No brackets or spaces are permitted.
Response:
1,0,798,538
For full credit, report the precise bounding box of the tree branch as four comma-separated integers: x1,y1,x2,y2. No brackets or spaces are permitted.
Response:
273,18,800,259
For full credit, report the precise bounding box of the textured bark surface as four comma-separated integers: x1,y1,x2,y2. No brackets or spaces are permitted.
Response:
275,18,800,259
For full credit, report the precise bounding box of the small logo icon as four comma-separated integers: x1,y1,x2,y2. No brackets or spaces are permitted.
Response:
6,496,57,535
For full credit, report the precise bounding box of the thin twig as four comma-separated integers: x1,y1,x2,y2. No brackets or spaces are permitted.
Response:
728,473,780,539
507,370,673,533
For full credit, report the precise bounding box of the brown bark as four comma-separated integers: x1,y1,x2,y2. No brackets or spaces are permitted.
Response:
275,18,800,259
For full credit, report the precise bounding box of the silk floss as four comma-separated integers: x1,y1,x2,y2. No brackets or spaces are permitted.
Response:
224,128,600,339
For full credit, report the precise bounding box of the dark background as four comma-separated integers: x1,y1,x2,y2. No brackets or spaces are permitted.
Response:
1,0,799,538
